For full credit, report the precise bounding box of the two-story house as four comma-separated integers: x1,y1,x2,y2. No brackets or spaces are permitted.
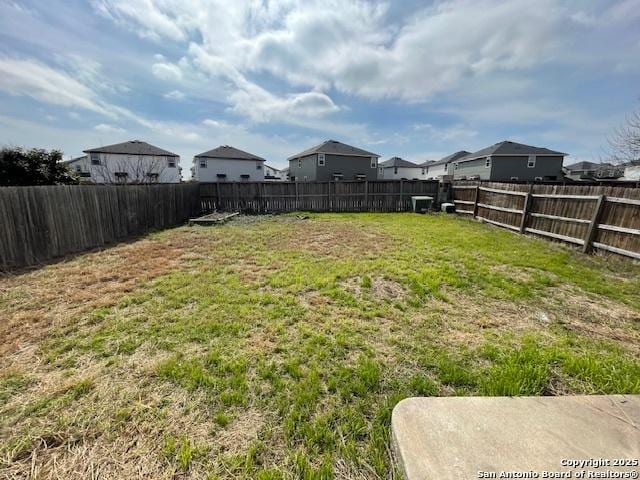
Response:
378,157,424,180
192,145,265,182
449,141,566,181
73,140,181,184
288,140,379,181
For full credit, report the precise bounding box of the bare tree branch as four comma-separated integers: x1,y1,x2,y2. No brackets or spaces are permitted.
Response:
608,106,640,165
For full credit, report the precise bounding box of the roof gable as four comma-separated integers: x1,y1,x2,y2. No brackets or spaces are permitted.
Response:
288,140,379,160
84,140,178,157
195,145,265,161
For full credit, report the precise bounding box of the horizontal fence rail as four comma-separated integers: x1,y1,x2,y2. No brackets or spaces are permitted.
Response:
452,181,640,260
0,184,200,269
199,180,441,214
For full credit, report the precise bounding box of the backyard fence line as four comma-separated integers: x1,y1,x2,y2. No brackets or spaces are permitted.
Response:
452,181,640,260
199,180,442,214
0,183,200,269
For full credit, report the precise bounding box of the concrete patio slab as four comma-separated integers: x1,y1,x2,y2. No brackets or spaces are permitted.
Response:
392,395,640,480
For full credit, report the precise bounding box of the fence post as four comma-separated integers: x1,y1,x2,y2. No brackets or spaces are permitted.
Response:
519,193,532,234
472,185,480,218
216,181,221,211
583,195,605,253
399,179,404,211
295,181,299,210
364,180,368,211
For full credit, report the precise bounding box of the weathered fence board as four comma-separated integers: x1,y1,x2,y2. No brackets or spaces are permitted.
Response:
0,184,200,269
200,180,440,214
452,181,640,260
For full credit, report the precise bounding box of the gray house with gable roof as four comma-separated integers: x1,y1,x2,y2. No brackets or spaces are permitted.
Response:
449,141,567,181
288,140,379,181
192,145,266,182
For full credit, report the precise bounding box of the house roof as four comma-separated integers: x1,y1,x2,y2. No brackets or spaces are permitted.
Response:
288,140,379,161
564,161,612,171
264,164,281,171
61,155,87,165
380,157,419,168
424,150,471,167
458,141,566,163
84,140,179,157
195,145,265,161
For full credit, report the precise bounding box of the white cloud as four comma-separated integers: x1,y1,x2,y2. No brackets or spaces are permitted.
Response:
152,62,183,82
92,0,573,104
0,57,112,115
94,123,125,133
163,89,185,100
413,123,478,141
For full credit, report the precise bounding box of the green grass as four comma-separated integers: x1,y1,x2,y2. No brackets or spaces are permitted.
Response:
2,213,639,478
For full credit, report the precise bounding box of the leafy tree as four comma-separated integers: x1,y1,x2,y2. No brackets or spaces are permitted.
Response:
0,147,78,186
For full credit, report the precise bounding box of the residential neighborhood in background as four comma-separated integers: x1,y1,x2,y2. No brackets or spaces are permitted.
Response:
191,145,266,182
63,140,182,184
51,138,640,185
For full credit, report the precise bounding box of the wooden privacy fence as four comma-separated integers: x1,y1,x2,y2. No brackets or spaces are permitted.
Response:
200,180,442,214
452,182,640,260
0,183,200,269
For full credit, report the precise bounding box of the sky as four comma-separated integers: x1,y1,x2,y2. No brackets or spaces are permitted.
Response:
0,0,639,176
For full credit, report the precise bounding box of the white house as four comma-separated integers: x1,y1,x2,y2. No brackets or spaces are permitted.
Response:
192,145,265,182
423,151,470,179
264,164,286,181
378,157,424,180
70,140,182,184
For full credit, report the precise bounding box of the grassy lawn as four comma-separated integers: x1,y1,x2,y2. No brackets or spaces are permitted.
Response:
1,213,639,479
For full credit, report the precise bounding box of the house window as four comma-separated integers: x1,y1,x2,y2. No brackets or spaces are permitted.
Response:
421,168,426,175
454,163,459,170
90,152,100,165
378,167,383,174
332,173,343,181
318,153,325,166
527,155,536,168
256,164,262,170
240,174,250,181
355,174,366,180
298,159,302,168
370,157,377,168
485,157,491,168
535,176,543,181
303,175,308,181
394,167,398,175
115,172,128,183
510,176,519,181
146,173,159,182
167,157,176,168
199,159,207,168
75,165,82,173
